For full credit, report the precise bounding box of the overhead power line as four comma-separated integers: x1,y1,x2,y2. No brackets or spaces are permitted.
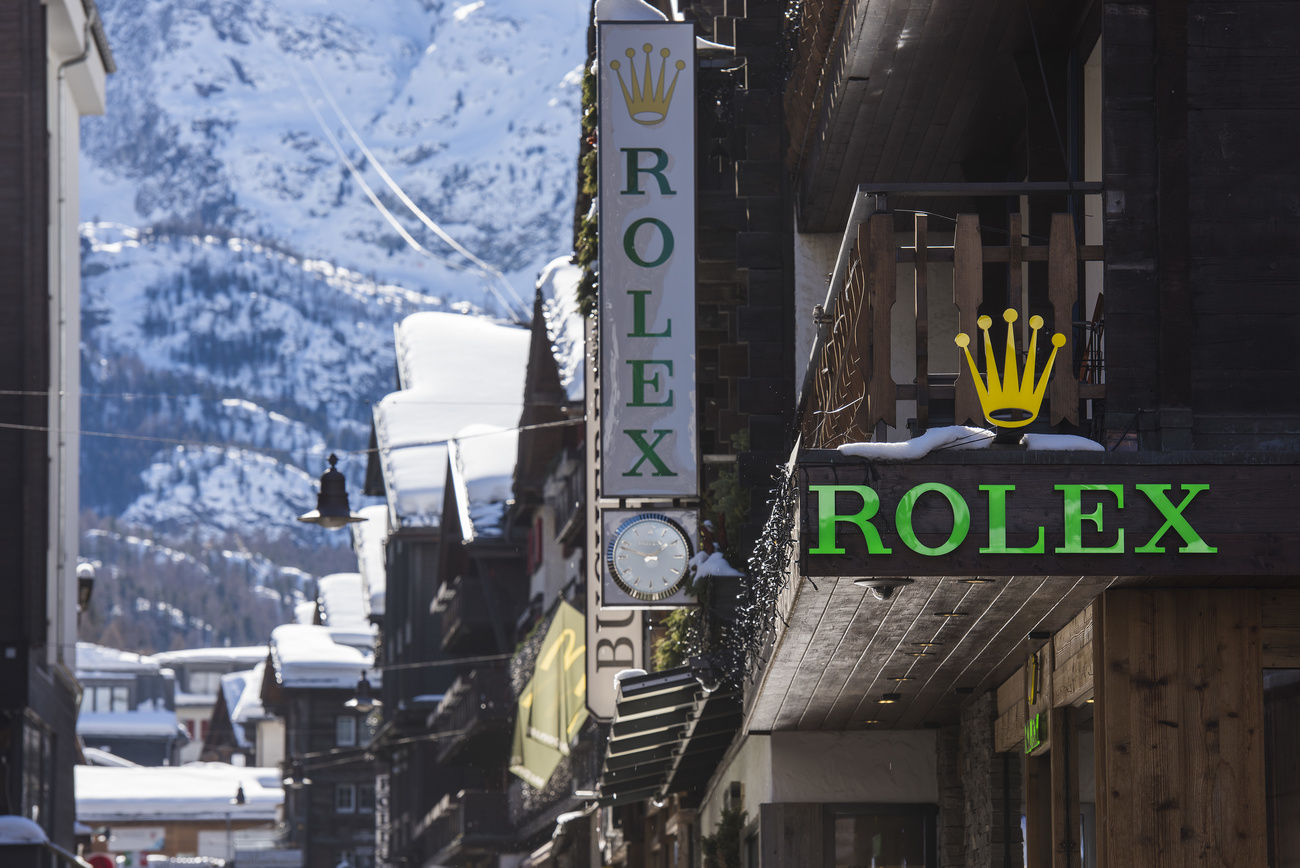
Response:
305,62,532,324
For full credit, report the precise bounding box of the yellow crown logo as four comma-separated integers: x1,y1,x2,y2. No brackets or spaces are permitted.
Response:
610,44,686,125
955,309,1066,429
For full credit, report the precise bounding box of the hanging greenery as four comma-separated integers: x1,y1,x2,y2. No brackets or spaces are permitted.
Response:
573,65,599,316
701,806,747,868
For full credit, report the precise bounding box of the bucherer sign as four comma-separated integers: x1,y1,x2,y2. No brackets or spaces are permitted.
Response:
598,21,696,498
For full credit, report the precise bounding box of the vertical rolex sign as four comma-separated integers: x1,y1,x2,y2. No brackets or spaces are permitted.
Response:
599,22,697,497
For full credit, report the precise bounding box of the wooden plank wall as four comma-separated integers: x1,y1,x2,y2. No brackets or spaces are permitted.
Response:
760,803,824,868
1095,589,1267,868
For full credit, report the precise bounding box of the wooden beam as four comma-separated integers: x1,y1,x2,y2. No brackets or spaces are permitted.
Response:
865,212,897,430
953,214,982,426
1048,213,1080,426
914,214,930,432
1049,706,1081,868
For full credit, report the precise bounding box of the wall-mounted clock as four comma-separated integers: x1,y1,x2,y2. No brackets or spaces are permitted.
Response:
600,509,698,608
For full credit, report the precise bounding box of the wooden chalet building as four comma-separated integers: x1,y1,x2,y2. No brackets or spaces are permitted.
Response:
585,1,1300,868
262,623,380,868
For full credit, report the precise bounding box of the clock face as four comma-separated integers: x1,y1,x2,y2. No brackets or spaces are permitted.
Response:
606,513,693,602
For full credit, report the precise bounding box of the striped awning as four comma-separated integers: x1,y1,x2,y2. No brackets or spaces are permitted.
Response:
597,666,742,805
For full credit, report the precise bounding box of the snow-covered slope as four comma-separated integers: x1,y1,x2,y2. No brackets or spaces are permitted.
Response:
79,0,588,554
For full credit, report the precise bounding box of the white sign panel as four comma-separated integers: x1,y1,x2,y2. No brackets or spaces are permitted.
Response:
110,827,166,852
599,21,697,497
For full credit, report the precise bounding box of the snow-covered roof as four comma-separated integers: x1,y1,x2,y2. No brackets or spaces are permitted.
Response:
373,312,529,527
537,256,585,403
77,710,184,739
352,503,389,618
76,763,283,822
83,747,142,768
317,573,377,648
151,646,269,668
268,624,378,690
294,600,318,625
76,642,160,675
448,427,519,541
220,668,253,748
230,662,271,727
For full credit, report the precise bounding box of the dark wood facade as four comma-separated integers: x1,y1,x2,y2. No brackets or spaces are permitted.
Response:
263,681,378,868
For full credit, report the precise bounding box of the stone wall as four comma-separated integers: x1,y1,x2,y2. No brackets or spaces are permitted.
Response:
936,725,965,868
961,692,1024,868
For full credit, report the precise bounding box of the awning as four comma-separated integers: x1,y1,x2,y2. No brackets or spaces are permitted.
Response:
597,667,741,805
510,601,589,788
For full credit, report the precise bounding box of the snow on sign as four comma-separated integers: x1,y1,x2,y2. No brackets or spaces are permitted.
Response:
598,21,697,497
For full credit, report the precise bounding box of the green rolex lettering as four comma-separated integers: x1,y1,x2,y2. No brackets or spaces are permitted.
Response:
807,485,892,555
622,429,676,477
1056,484,1125,553
980,484,1045,554
1134,484,1217,553
627,290,671,337
623,218,674,268
895,483,970,556
626,360,673,407
620,148,675,196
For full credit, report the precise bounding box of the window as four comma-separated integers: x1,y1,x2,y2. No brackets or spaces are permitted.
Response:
358,784,375,814
188,670,222,695
336,715,357,746
90,685,130,712
336,784,356,814
826,804,937,868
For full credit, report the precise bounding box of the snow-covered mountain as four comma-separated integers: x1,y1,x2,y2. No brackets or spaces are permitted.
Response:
78,0,587,631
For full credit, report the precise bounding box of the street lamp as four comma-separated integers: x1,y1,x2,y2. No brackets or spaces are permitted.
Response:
344,672,381,714
297,453,367,529
282,760,312,789
226,784,245,862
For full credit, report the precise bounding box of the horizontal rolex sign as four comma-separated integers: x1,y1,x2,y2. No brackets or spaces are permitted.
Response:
799,459,1300,576
599,21,696,497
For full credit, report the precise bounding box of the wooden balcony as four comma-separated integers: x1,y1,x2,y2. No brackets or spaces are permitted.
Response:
426,666,513,764
419,789,511,866
545,448,585,547
801,188,1105,448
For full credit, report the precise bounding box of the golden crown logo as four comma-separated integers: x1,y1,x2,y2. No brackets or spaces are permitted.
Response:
610,43,686,125
955,309,1066,429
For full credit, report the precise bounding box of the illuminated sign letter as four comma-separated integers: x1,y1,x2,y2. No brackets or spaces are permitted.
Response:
1134,484,1217,553
980,484,1045,554
1056,484,1125,554
895,483,970,556
807,485,892,555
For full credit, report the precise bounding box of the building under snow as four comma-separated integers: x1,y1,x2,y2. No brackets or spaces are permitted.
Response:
75,642,188,767
152,645,270,764
76,762,282,862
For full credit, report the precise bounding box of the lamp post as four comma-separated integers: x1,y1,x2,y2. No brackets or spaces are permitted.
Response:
227,784,245,862
298,454,367,529
344,672,382,714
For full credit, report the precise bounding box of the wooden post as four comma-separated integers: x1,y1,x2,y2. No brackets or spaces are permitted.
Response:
1097,589,1267,868
865,213,897,431
1048,213,1080,425
914,214,930,433
1049,706,1081,868
1008,212,1024,324
953,214,983,426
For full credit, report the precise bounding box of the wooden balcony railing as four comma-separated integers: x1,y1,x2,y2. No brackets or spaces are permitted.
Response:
426,667,512,764
802,198,1104,448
